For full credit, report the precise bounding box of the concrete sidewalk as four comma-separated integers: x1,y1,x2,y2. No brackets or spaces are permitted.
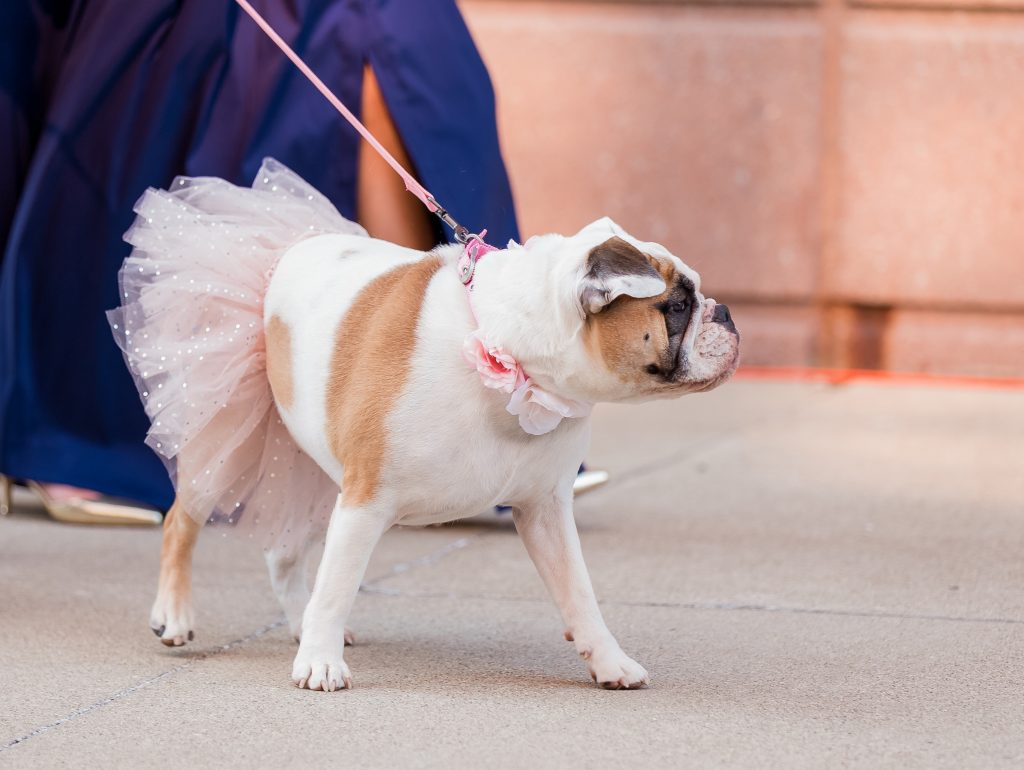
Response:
1,380,1022,768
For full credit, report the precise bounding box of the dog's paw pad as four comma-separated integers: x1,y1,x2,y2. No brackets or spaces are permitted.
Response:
158,629,194,647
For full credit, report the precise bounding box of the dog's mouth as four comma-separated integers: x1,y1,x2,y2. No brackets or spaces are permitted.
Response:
668,316,740,391
690,349,741,392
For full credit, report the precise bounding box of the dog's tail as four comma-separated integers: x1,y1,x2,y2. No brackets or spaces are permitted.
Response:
108,159,364,549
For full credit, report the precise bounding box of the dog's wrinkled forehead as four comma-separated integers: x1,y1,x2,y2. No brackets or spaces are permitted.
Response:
572,217,700,293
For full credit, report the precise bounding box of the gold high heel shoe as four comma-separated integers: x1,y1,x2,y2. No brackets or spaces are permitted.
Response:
0,475,162,526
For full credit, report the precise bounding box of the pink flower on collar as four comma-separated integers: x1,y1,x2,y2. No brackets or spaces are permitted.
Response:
507,379,593,436
463,331,593,435
463,331,526,394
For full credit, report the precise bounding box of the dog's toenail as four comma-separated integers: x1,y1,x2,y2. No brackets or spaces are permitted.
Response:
153,625,165,637
188,630,194,641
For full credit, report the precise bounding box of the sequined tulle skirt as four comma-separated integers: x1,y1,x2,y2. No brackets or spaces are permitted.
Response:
108,159,366,549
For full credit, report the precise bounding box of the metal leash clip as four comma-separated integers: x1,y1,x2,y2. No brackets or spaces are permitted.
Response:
429,197,471,244
430,197,491,285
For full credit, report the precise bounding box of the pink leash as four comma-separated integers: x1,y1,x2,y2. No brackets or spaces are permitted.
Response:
236,1,592,434
234,0,481,250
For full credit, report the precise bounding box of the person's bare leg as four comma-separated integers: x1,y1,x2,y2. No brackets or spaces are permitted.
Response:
358,63,435,250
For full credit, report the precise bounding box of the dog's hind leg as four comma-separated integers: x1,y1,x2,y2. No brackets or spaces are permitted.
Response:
266,526,357,647
265,537,315,642
150,497,201,646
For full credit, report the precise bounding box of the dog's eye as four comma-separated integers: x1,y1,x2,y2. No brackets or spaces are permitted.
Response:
645,364,660,375
668,300,688,314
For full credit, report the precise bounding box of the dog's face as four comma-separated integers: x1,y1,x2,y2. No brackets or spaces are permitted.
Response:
497,218,740,405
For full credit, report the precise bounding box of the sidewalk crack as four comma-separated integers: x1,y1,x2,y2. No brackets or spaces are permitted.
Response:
358,586,1024,627
0,619,286,753
361,532,484,590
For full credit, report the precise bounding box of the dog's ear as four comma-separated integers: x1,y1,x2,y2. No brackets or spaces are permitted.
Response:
579,237,666,314
575,216,620,238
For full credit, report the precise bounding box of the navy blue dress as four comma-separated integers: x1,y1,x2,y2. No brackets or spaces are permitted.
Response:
0,0,519,509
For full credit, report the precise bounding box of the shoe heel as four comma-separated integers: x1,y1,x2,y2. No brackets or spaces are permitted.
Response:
0,475,11,515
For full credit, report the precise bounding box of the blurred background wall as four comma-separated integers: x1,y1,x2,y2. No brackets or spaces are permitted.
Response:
459,0,1024,377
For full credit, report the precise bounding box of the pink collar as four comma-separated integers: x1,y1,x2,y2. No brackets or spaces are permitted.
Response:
458,233,593,435
457,232,498,286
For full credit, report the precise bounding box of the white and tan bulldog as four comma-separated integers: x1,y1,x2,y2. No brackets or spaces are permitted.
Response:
145,213,739,692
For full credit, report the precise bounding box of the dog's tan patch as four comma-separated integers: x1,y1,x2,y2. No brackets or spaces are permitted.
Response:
326,256,443,505
265,315,295,410
648,253,677,284
585,256,678,383
586,296,670,383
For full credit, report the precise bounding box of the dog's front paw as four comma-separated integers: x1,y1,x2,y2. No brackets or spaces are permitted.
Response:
292,646,352,692
150,592,194,647
584,647,649,690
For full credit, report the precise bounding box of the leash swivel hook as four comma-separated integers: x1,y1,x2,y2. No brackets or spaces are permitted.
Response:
428,196,474,245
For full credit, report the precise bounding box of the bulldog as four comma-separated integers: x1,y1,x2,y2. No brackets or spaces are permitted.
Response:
118,168,738,692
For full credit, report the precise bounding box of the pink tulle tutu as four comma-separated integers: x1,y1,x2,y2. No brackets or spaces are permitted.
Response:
108,159,366,550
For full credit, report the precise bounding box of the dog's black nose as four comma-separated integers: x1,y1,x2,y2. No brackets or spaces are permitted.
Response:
711,303,737,336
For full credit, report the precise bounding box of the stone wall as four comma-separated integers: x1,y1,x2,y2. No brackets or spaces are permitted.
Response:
461,0,1024,377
